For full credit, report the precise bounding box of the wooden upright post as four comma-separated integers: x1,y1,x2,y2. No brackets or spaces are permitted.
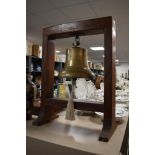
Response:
99,20,117,141
33,36,59,125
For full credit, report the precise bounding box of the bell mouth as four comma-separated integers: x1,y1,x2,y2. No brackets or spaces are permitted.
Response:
59,67,95,79
67,46,85,51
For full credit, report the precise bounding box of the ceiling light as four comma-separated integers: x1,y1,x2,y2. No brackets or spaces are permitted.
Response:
115,59,119,65
90,47,104,51
56,50,61,53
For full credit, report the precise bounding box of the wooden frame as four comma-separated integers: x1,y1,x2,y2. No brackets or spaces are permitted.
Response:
33,16,117,142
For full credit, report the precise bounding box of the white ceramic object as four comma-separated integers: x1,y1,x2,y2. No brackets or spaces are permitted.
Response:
74,88,87,99
100,82,104,91
95,104,128,119
75,79,87,99
75,79,105,102
94,89,104,101
86,80,96,98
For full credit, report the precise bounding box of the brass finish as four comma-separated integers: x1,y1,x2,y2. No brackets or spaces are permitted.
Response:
59,47,95,78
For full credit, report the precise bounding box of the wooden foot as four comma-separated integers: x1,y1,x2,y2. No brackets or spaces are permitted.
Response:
32,105,61,126
99,125,117,142
33,114,58,126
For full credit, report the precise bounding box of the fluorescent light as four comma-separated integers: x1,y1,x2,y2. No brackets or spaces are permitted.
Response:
90,47,104,51
56,50,61,53
115,59,119,65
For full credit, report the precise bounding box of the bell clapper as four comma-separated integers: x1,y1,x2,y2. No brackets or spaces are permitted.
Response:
65,78,76,121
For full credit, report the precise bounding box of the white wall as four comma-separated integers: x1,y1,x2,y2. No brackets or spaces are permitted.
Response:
116,62,129,79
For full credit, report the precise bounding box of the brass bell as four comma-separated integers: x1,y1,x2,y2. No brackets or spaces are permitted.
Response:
59,46,95,79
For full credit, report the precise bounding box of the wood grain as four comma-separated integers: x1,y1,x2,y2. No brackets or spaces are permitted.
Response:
33,16,117,142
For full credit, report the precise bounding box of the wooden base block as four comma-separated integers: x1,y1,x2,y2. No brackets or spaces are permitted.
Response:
99,125,117,142
33,114,59,126
32,105,64,126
